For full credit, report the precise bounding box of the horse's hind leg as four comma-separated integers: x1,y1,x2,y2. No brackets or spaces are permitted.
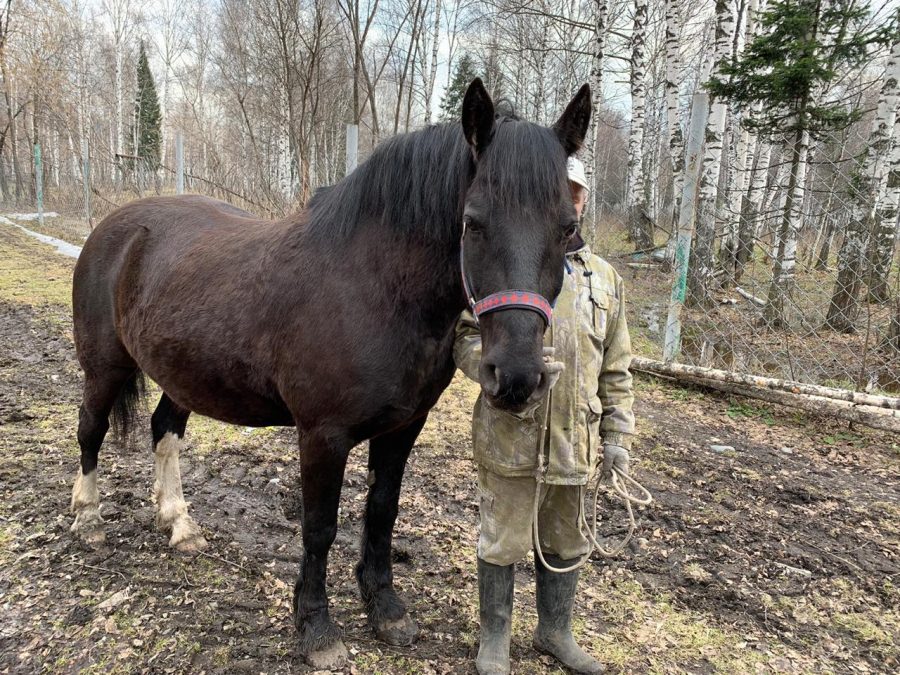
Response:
150,393,207,552
356,415,427,646
293,428,352,670
71,367,135,545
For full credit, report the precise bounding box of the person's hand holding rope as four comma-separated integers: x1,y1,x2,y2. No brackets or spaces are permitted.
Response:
601,444,629,480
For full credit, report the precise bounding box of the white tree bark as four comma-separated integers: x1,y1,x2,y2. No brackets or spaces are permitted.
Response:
868,41,900,302
870,110,900,301
424,0,441,125
828,38,900,327
687,0,734,305
105,0,133,184
663,0,683,251
764,130,810,327
721,0,762,280
584,0,610,227
626,0,653,251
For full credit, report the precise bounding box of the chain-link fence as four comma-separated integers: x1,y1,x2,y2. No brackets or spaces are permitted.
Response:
584,94,900,398
2,118,898,398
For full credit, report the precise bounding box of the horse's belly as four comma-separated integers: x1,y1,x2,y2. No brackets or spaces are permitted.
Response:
150,369,294,427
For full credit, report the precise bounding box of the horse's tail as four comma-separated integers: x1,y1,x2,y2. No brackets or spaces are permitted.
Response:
111,370,148,440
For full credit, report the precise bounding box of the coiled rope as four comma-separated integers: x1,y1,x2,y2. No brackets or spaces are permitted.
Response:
531,360,653,574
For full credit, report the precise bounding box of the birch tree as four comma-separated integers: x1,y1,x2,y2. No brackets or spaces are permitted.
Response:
712,0,882,328
583,0,609,226
827,36,900,328
663,0,682,247
104,0,136,184
868,39,900,302
687,0,734,306
626,0,653,251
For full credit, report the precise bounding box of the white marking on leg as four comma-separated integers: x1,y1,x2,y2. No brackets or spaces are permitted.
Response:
154,432,207,551
70,469,105,543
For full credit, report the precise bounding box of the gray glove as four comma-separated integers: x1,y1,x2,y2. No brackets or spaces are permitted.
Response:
602,444,630,479
542,346,564,391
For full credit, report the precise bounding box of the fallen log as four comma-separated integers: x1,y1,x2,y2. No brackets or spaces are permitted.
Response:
632,356,900,411
735,286,766,307
642,371,900,434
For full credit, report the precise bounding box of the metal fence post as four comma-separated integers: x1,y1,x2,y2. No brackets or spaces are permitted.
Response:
175,130,184,195
345,124,358,176
34,143,45,227
663,92,709,362
81,139,92,228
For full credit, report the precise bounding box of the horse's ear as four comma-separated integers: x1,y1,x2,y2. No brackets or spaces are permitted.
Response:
461,78,495,156
553,84,592,155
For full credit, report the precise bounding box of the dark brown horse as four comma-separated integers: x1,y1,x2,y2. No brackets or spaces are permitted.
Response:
70,79,590,668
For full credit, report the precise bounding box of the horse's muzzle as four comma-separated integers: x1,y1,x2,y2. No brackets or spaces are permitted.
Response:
479,357,544,411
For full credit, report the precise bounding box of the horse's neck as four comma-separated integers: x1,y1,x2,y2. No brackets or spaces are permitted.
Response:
344,221,467,331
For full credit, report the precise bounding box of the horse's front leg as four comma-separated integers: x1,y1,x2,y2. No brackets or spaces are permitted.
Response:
356,416,427,646
293,429,352,669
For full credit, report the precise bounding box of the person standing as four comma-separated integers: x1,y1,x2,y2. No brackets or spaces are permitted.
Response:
454,157,635,675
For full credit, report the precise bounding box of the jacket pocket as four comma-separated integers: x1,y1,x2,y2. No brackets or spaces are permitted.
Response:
472,399,541,474
588,277,610,337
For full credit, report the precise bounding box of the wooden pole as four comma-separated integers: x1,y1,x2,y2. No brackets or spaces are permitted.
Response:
81,139,92,228
663,92,709,362
345,124,359,176
632,356,900,412
175,130,184,195
34,143,45,227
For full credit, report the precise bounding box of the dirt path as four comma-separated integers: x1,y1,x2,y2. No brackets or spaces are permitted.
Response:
0,224,897,674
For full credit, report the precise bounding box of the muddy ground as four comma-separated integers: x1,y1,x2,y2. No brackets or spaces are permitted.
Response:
0,223,898,674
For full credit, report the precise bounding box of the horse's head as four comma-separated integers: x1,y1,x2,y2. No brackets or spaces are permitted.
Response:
460,78,591,412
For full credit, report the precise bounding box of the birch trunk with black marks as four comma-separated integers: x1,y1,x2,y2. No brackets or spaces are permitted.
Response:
721,0,762,282
687,0,734,306
735,142,771,281
626,0,653,252
827,39,900,329
584,0,610,227
424,0,441,124
869,99,900,302
663,0,683,262
764,129,809,328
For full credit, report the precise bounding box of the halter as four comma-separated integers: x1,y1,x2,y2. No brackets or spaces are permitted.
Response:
459,220,554,325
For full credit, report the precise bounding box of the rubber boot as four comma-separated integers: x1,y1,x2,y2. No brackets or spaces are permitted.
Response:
476,558,514,675
533,554,603,674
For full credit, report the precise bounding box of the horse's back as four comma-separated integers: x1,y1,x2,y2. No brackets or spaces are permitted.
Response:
72,195,268,369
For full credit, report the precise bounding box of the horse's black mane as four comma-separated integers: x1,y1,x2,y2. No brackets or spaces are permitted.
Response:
304,112,568,244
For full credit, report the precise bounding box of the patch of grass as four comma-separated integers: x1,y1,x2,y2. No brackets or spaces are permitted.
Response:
581,577,796,672
820,430,864,446
726,399,775,425
832,613,893,645
0,226,74,307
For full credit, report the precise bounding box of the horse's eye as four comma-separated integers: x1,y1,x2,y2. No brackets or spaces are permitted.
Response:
464,215,483,233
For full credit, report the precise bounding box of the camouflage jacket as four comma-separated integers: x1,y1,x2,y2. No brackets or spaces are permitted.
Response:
453,246,635,485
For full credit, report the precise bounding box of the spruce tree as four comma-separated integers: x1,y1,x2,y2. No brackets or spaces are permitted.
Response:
132,41,162,169
439,54,480,122
708,0,886,328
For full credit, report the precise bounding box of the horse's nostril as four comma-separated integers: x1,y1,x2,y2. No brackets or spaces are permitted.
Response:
481,362,501,397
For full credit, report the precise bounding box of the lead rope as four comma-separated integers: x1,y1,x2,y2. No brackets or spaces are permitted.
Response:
531,325,653,574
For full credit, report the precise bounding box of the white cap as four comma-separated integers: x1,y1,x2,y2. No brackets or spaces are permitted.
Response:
566,156,589,192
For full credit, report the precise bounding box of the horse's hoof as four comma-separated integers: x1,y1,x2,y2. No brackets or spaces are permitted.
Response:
173,533,208,553
305,639,348,670
168,517,208,553
375,614,419,646
71,512,106,546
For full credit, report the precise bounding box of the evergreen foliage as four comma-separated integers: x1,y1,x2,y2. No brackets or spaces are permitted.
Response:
439,53,480,122
131,41,162,168
708,0,888,139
